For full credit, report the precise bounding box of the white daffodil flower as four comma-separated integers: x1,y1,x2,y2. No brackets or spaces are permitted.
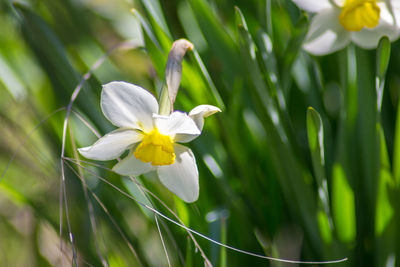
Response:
292,0,400,55
78,81,220,203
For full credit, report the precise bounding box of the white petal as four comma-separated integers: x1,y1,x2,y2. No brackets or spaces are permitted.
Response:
101,81,159,131
189,105,221,130
303,8,351,55
112,152,154,176
351,27,399,49
332,0,345,6
175,105,221,143
351,6,400,49
78,128,142,161
154,111,200,137
391,0,400,25
292,0,332,13
157,144,199,203
379,2,396,25
351,28,398,49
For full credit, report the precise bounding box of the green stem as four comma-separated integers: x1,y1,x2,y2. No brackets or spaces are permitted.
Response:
158,81,171,115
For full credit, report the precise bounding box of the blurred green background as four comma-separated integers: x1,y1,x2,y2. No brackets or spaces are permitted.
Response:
1,0,400,266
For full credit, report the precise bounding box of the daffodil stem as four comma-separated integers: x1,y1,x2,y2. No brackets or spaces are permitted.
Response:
159,81,172,115
219,217,227,267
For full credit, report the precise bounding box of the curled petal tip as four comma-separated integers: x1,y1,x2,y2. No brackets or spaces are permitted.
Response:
206,107,222,116
189,105,222,117
173,39,194,51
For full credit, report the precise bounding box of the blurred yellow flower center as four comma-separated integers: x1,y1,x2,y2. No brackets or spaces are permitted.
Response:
339,0,380,31
134,129,175,166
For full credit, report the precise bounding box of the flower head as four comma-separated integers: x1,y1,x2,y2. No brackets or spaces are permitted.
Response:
78,81,220,202
292,0,400,55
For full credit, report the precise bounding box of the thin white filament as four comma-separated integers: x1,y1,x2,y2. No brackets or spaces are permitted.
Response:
64,161,145,266
60,40,142,266
71,110,212,266
64,157,348,265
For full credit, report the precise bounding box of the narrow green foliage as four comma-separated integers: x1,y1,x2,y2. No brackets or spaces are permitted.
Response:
139,0,172,39
376,36,391,112
13,3,108,133
2,0,400,266
306,107,332,231
395,105,400,184
236,6,324,255
190,50,225,110
220,217,227,267
332,163,356,243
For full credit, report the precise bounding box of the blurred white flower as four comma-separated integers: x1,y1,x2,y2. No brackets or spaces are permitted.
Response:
292,0,400,55
78,81,220,202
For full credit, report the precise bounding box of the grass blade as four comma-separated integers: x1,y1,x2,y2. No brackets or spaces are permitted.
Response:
306,107,332,233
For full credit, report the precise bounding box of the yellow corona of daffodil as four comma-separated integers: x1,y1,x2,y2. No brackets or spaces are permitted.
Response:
78,81,220,202
292,0,400,55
